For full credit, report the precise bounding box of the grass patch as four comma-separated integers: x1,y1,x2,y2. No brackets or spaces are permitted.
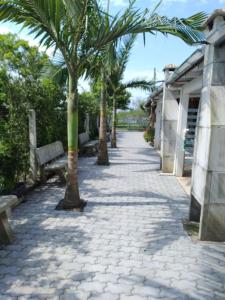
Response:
117,124,146,131
183,219,199,241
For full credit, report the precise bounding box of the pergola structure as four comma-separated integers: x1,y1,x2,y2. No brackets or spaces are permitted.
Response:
145,9,225,241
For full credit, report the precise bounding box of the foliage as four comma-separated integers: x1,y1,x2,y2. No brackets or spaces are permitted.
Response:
144,127,155,143
117,108,146,120
78,91,99,138
117,108,148,131
0,34,66,194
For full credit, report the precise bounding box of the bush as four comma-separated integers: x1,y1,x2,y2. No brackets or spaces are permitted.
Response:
144,127,155,143
0,74,66,194
0,33,100,194
78,92,99,139
0,33,68,194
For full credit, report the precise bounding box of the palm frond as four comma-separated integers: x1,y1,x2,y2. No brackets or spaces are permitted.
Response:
121,79,155,92
0,0,207,78
86,5,207,51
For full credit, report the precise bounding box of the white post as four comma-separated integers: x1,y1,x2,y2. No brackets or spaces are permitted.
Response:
154,100,162,150
85,113,90,135
29,109,37,183
174,92,189,176
161,67,179,173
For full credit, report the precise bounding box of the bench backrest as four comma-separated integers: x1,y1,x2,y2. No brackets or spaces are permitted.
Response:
79,133,89,145
36,141,64,166
0,195,18,214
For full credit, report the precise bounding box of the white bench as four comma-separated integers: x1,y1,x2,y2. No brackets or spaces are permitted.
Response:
79,133,98,156
0,195,18,245
35,141,67,183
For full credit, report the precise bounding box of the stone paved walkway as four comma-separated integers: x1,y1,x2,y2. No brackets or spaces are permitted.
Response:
1,131,225,300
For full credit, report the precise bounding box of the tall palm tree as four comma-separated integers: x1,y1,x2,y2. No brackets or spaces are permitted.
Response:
96,0,112,166
97,70,110,165
0,0,207,209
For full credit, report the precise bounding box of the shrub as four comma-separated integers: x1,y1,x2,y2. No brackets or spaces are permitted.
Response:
144,127,155,143
0,74,66,194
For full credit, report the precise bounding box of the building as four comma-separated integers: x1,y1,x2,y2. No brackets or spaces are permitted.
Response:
145,9,225,242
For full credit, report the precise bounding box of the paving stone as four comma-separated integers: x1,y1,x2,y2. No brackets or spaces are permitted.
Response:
132,285,161,297
78,281,106,293
120,295,148,300
89,293,119,300
105,283,133,294
0,132,224,299
6,286,56,296
107,265,131,275
0,296,17,300
60,291,90,300
93,272,119,283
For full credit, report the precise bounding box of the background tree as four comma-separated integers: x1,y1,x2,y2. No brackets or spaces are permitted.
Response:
0,33,66,194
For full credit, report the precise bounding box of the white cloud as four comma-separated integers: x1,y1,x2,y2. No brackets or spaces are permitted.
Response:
159,0,187,2
151,0,208,6
78,77,91,93
0,25,54,57
101,0,127,7
123,68,164,105
0,26,11,34
111,0,127,6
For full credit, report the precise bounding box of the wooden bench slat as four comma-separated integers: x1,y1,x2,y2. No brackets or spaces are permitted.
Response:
79,133,89,145
35,141,66,183
36,141,64,166
45,155,67,171
82,140,99,148
78,133,98,156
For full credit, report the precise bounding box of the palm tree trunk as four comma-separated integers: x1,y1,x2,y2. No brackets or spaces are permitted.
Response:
111,94,117,148
56,73,86,210
97,74,109,165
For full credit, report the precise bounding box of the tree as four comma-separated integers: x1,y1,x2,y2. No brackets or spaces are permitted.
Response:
78,91,99,138
0,0,207,210
0,34,66,194
0,33,48,79
107,35,153,148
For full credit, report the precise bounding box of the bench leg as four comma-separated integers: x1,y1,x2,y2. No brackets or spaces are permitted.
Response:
40,167,47,184
0,211,15,245
58,169,67,184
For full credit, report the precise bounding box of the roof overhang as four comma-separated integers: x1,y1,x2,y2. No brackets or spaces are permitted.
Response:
145,49,204,108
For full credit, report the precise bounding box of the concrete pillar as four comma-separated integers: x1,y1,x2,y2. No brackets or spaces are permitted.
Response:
29,109,37,183
154,99,162,150
174,92,189,177
191,13,225,241
161,66,179,173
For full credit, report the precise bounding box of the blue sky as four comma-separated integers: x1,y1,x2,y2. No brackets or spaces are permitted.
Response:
0,0,225,105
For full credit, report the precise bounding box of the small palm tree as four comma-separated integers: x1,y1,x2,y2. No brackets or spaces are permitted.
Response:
0,0,207,209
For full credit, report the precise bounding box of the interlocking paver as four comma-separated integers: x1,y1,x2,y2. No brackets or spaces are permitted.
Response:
89,293,119,300
0,131,225,299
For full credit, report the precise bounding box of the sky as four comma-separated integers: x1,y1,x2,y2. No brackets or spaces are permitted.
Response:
0,0,225,106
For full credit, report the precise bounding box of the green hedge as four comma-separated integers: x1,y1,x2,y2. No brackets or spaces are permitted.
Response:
144,127,155,143
0,73,66,194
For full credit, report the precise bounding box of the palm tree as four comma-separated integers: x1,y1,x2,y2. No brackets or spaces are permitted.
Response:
110,79,153,148
0,0,207,210
108,35,154,148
